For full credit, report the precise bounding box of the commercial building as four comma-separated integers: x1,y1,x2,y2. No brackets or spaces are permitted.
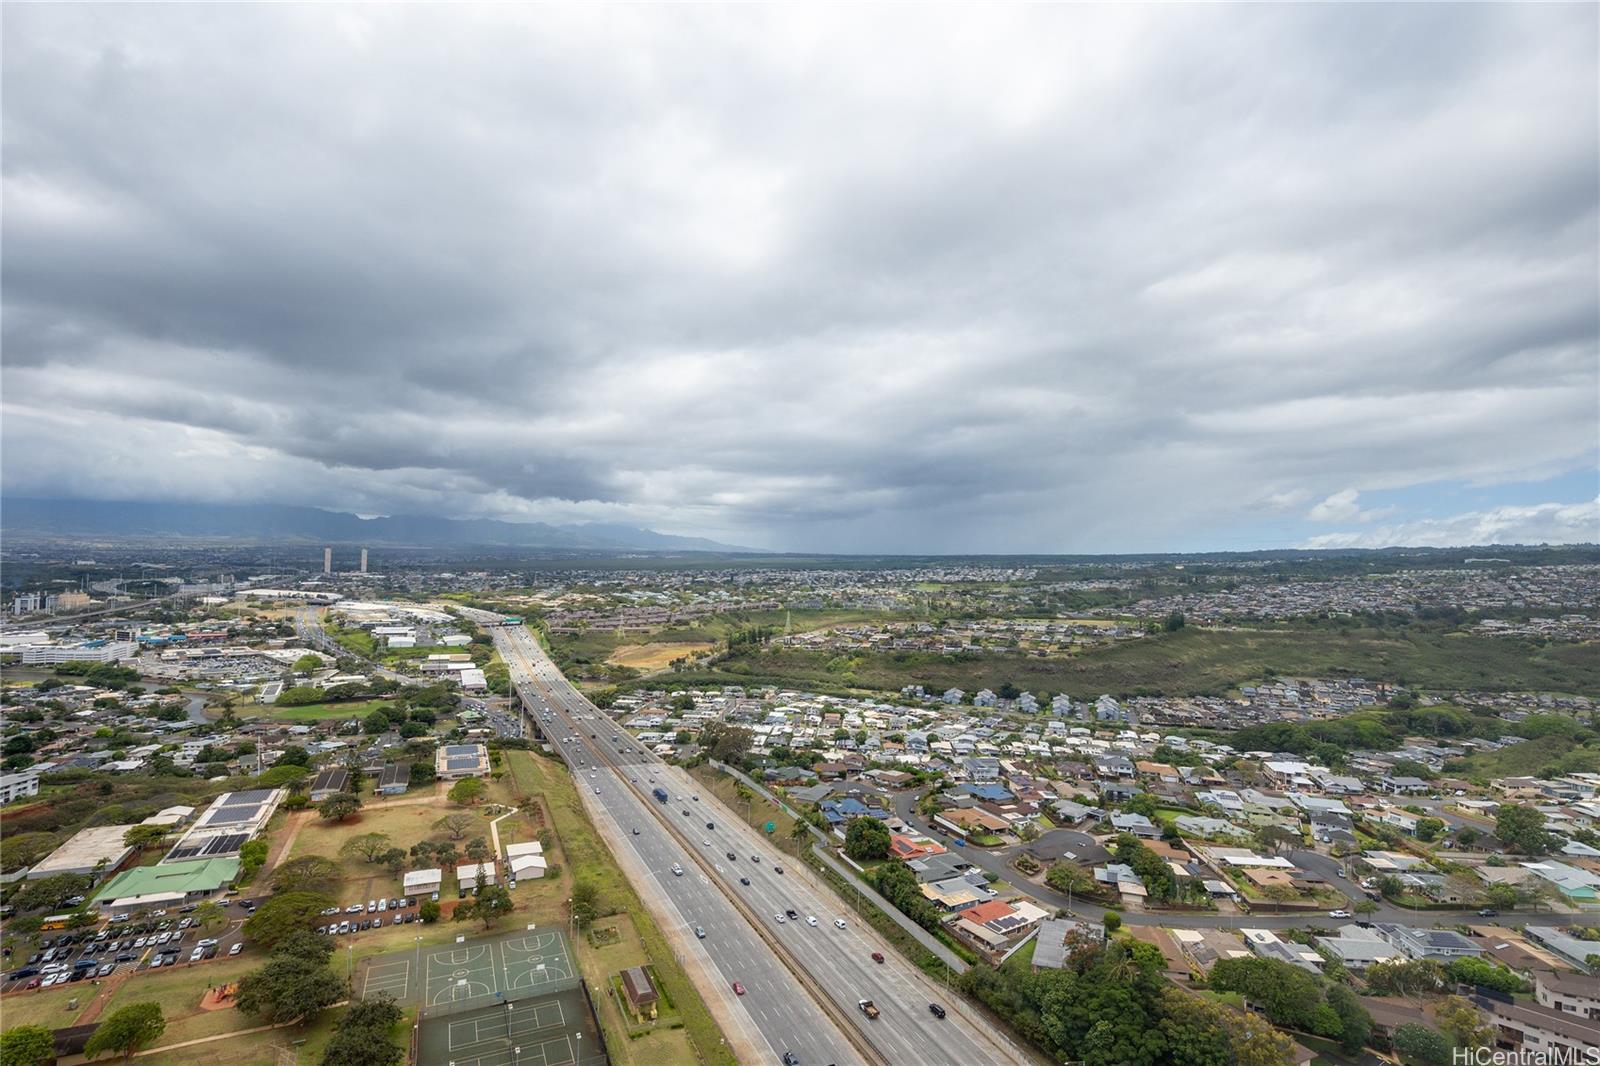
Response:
0,768,41,804
436,743,490,780
27,825,137,880
404,868,443,896
92,857,240,913
20,641,137,665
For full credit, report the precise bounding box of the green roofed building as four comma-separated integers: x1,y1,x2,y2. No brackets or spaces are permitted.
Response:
91,856,240,913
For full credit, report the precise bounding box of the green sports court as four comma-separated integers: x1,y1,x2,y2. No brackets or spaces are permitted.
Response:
355,930,606,1066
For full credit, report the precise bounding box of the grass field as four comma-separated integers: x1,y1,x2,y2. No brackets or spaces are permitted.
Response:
606,642,716,671
290,794,485,903
688,626,1600,697
257,698,392,721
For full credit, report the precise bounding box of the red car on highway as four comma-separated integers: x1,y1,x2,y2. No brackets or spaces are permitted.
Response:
871,952,885,964
732,981,746,996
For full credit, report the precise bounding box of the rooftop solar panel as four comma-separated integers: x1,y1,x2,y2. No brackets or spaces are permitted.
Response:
201,833,248,856
443,745,476,756
166,843,202,860
446,757,479,771
218,789,275,804
207,805,263,825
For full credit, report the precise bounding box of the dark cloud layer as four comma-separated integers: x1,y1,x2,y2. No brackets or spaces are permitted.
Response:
3,4,1596,551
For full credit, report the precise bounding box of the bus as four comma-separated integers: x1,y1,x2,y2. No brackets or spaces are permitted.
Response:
499,616,524,627
40,914,77,931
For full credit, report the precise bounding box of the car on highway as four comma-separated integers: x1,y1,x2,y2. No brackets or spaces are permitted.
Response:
774,866,784,875
732,981,746,996
871,952,885,963
594,787,601,795
692,795,699,802
750,855,761,863
703,840,711,847
782,1053,798,1065
1478,907,1499,917
929,1003,947,1019
726,851,737,861
805,915,817,926
834,918,846,929
739,877,751,886
775,914,786,924
1328,909,1352,919
633,828,641,835
682,809,690,816
671,864,684,876
694,927,706,939
705,822,715,830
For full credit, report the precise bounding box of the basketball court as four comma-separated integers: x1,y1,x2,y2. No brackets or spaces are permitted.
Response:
357,930,577,1010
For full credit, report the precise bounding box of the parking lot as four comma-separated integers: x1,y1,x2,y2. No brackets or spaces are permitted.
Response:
313,893,426,937
2,901,251,994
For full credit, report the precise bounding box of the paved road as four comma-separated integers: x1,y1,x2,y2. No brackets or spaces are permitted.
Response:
490,621,1032,1066
890,790,1500,930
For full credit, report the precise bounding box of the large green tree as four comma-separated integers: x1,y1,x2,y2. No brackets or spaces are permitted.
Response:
340,833,393,864
843,818,890,861
235,934,345,1026
454,884,514,930
243,891,335,949
321,994,404,1066
84,1003,165,1062
317,792,363,822
0,1024,56,1066
1495,803,1558,855
272,855,341,893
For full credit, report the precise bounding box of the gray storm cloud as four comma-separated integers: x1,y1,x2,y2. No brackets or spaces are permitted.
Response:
2,4,1595,552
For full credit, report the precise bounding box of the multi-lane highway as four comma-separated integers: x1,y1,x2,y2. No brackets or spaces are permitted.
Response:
487,619,1033,1066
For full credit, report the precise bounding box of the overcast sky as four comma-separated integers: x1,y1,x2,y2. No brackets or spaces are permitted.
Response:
3,4,1596,553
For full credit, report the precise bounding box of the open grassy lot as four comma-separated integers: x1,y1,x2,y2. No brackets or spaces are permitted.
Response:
0,979,98,1029
606,641,716,671
290,797,489,903
690,626,1600,697
257,698,392,722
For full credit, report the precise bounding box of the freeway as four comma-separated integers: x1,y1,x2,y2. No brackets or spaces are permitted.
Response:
491,622,1033,1066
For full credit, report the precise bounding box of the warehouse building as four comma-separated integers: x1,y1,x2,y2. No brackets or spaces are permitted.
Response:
27,825,137,880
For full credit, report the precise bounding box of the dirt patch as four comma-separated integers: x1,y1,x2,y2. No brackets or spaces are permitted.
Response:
605,642,715,671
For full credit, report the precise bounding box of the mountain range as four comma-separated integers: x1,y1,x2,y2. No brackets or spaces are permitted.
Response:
0,498,755,553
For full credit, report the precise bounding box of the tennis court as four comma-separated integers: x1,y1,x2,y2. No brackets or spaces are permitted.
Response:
414,980,605,1066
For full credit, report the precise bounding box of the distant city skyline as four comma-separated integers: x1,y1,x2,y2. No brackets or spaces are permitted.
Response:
2,5,1596,553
